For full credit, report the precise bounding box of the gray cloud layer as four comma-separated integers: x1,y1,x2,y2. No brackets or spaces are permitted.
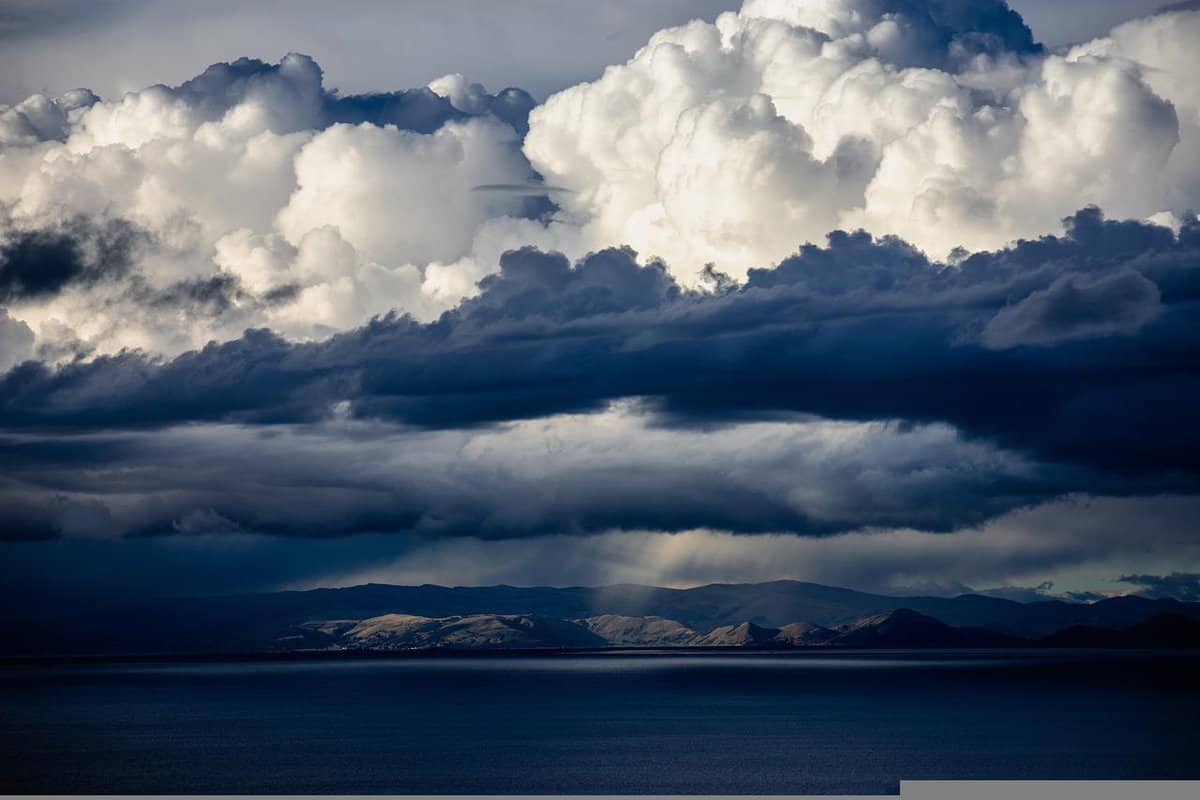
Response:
1118,572,1200,601
0,411,1053,541
4,494,1197,600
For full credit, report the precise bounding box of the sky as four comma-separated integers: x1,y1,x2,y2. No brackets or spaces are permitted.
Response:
1,0,1199,603
0,1,1177,104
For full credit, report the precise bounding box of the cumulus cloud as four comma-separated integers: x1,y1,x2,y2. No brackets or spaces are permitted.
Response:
0,53,541,355
276,117,534,267
1069,7,1200,213
524,0,1198,279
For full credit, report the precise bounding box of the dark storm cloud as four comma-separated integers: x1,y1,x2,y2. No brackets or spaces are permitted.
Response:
1118,572,1200,601
1,207,1199,543
0,217,144,302
4,494,1198,599
3,208,1198,478
981,269,1163,349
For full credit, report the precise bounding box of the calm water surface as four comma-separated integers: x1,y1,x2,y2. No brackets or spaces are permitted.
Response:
1,650,1197,794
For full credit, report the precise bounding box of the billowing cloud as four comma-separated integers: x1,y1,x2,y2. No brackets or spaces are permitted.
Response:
524,0,1197,279
1069,7,1200,213
0,53,540,355
276,116,534,268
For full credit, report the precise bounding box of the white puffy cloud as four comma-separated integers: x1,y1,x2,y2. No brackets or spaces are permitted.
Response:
524,1,1199,278
0,54,537,359
277,117,533,267
1068,8,1200,215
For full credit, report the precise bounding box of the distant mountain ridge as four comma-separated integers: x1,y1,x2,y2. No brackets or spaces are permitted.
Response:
5,580,1200,656
274,608,1193,652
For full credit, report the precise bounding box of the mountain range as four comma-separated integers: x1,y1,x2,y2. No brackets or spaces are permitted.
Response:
5,580,1200,656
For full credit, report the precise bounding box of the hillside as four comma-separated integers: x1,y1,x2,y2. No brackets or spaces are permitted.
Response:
1038,613,1200,649
316,613,606,650
573,615,699,646
829,609,1023,648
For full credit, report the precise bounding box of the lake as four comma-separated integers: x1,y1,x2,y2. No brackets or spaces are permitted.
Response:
2,650,1198,794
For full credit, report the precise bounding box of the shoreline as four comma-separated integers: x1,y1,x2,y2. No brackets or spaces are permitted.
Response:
4,645,1198,668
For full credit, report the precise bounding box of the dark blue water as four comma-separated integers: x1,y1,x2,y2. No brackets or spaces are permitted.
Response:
2,650,1198,794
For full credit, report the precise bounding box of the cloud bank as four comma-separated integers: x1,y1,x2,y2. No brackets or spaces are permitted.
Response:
1118,572,1200,602
1,208,1198,544
4,495,1197,600
3,208,1197,470
0,1,1198,598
